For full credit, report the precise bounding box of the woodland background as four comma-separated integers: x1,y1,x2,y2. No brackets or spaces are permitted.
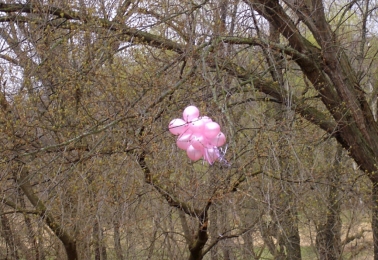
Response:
0,0,376,259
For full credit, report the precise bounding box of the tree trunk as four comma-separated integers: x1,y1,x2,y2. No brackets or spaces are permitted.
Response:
93,220,107,260
316,146,342,260
276,109,301,260
220,204,234,260
18,167,78,260
209,207,219,260
188,221,209,260
0,211,19,260
372,182,378,259
209,169,220,260
113,209,124,260
279,198,301,260
19,191,42,260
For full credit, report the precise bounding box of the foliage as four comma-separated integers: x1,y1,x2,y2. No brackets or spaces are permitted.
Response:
0,0,376,259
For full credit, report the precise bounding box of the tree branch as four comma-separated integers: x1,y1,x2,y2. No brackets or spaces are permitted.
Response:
136,151,205,218
0,2,185,54
18,166,78,260
0,3,81,20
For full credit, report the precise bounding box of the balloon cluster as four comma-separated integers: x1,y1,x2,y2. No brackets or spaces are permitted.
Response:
168,106,226,164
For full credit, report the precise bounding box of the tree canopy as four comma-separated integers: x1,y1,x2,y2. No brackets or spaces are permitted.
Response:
0,0,377,259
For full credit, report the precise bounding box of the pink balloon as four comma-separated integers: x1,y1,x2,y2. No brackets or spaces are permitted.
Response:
186,145,203,161
177,133,192,150
188,117,206,133
201,116,212,124
198,136,212,149
204,147,220,164
190,134,206,150
183,106,200,122
169,118,187,135
210,132,226,147
203,122,221,139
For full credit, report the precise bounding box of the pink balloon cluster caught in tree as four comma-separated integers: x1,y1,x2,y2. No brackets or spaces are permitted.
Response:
168,105,227,165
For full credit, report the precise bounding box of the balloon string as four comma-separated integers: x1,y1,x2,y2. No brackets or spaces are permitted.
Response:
204,148,211,164
213,147,231,167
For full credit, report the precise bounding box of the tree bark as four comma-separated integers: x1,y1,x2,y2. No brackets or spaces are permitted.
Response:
93,220,107,260
0,211,20,260
18,167,78,260
188,221,209,260
246,2,378,257
113,208,124,260
19,190,42,260
372,183,378,259
316,146,342,260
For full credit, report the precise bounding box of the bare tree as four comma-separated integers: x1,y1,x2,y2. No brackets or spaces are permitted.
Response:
0,0,375,259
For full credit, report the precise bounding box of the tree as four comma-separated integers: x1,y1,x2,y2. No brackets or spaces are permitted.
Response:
0,0,376,259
